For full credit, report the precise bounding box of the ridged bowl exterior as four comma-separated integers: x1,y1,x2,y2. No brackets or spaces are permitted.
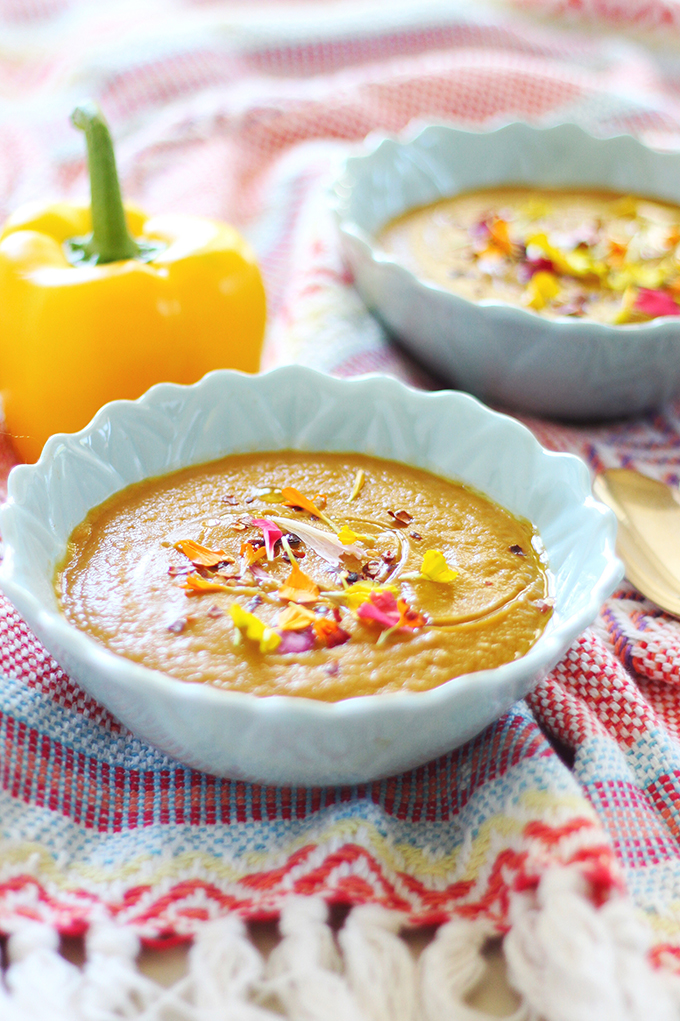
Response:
0,368,622,784
333,122,680,420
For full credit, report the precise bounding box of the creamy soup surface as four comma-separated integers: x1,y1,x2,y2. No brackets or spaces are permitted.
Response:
377,187,680,324
57,452,552,701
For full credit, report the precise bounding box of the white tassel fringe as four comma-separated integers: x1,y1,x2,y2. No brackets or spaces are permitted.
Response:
264,896,363,1021
0,867,677,1021
504,866,680,1021
418,916,536,1020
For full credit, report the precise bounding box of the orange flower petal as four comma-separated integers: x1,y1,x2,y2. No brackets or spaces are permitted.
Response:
281,486,323,519
278,604,317,631
181,572,230,595
240,541,267,566
397,598,426,629
279,559,320,604
174,539,230,567
488,217,513,255
314,618,350,647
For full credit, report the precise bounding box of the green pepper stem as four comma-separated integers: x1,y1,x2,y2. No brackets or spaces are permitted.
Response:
71,101,139,264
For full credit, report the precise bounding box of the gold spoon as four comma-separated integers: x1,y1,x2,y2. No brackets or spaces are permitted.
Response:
593,468,680,618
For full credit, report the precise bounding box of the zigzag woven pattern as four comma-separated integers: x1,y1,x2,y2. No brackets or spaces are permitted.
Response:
2,0,680,973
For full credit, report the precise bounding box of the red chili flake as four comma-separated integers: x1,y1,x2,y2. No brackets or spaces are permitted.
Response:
207,604,224,618
381,550,396,563
167,617,189,634
387,509,413,526
221,494,238,506
509,545,526,556
409,532,423,542
362,561,381,580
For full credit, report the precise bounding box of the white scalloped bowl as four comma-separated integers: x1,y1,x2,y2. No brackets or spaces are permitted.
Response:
0,368,622,785
333,122,680,421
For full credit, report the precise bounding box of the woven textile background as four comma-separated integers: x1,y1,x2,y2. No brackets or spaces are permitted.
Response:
2,0,680,973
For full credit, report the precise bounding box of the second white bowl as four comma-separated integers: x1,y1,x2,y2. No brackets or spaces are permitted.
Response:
333,122,680,421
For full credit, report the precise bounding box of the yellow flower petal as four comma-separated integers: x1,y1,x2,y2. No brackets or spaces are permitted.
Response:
338,525,361,545
229,603,281,653
341,581,399,612
420,549,458,583
524,270,560,310
336,524,375,547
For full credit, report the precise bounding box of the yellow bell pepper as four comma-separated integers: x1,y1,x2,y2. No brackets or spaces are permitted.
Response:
0,102,265,463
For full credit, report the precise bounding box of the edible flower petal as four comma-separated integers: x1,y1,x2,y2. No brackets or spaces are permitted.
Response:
487,217,513,256
229,603,281,653
182,572,230,595
279,559,321,604
634,288,680,318
338,524,361,545
420,549,459,583
313,618,351,648
397,599,426,629
340,580,400,612
278,604,317,631
357,590,401,628
174,539,230,567
251,518,283,560
337,524,375,547
270,516,364,563
282,485,339,531
520,255,555,281
282,487,323,518
524,270,560,310
277,627,316,653
356,591,426,637
240,541,267,567
348,468,365,502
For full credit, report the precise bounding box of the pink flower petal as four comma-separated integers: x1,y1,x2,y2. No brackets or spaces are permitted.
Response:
251,518,283,559
634,288,680,318
276,627,316,653
370,590,399,614
357,594,400,629
519,256,555,282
